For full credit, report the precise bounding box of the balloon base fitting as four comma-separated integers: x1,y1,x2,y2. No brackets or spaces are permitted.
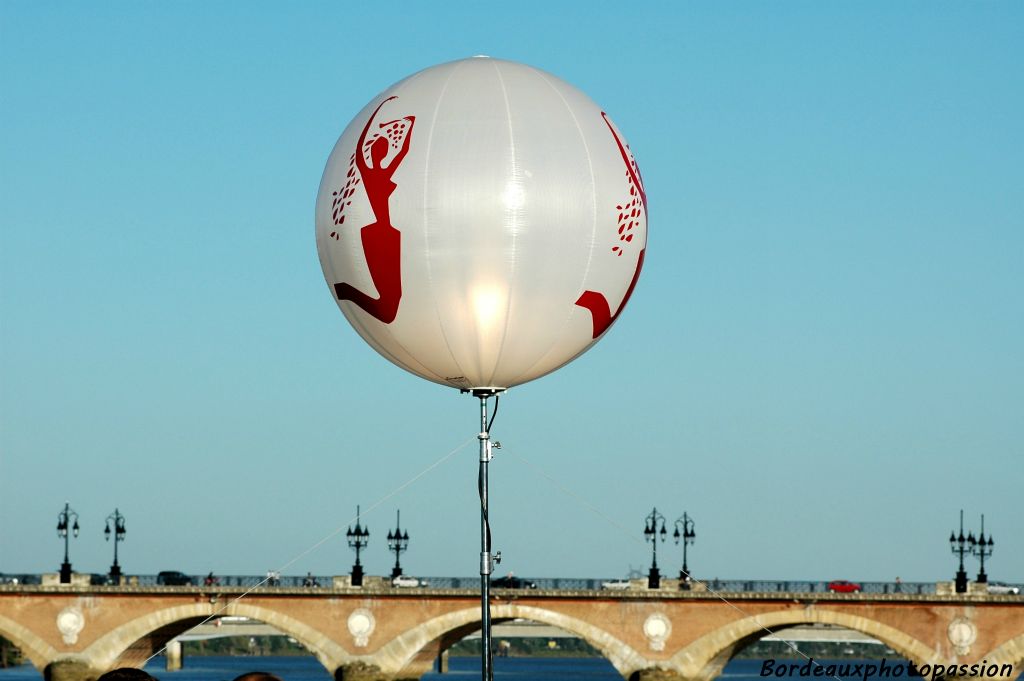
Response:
464,387,506,398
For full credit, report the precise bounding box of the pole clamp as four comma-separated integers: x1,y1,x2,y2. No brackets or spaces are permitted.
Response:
480,438,501,462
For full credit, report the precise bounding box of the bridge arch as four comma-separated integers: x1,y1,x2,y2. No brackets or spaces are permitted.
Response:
982,632,1024,673
374,604,647,678
224,602,352,673
80,602,352,674
669,607,940,681
81,602,212,670
0,613,59,672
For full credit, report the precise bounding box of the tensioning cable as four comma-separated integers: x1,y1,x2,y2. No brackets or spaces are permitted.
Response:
142,434,476,665
506,447,851,681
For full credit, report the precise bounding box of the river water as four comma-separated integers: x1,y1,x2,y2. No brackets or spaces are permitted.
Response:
5,655,1017,681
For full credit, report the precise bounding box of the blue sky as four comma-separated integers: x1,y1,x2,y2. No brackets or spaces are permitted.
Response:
1,2,1021,584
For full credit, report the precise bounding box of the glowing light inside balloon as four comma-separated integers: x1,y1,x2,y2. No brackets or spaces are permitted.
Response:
501,182,526,211
472,284,507,333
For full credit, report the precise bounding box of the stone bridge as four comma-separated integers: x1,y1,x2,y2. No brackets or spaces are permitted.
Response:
1,585,1021,681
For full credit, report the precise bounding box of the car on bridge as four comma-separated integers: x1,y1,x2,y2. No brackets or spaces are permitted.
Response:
1,574,41,585
601,579,632,590
491,574,537,589
391,575,427,588
157,571,193,586
987,582,1020,595
827,580,862,593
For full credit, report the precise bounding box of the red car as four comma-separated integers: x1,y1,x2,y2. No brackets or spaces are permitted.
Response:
828,580,862,593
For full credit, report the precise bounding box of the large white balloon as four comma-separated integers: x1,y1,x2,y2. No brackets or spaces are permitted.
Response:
316,57,647,391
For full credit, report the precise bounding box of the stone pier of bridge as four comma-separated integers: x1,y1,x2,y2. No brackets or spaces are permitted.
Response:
0,584,1021,681
163,641,182,673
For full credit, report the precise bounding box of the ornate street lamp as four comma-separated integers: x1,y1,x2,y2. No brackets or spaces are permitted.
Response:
56,502,80,584
104,509,127,583
346,505,370,587
970,514,994,585
949,509,973,594
387,510,410,579
673,512,696,589
643,507,667,589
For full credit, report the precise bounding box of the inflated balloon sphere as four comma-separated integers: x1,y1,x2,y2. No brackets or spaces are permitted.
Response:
316,57,647,391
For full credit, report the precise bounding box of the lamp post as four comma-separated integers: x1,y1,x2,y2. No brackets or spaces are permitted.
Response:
970,514,994,584
643,507,667,589
673,512,696,588
949,509,973,594
104,509,127,583
346,505,370,587
386,510,410,579
56,502,80,584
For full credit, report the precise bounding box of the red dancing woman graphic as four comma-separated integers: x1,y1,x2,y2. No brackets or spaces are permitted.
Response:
331,96,415,324
574,112,647,339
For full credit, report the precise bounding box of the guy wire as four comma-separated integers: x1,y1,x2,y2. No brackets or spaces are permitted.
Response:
506,447,849,681
143,434,476,665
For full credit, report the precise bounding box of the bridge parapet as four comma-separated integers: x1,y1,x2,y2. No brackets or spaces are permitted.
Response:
6,573,987,595
2,582,1021,603
0,585,1020,681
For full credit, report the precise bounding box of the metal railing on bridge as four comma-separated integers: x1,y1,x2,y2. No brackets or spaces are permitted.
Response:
1,573,942,594
697,579,934,595
418,577,937,595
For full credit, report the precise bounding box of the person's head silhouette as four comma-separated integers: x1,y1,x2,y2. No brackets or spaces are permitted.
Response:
96,669,158,681
370,136,389,166
231,673,284,681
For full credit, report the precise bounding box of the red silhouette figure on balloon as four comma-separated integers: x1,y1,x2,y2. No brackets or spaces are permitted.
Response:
330,96,415,324
575,112,647,339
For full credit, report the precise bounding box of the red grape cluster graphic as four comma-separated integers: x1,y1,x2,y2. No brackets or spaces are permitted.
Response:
612,157,644,257
329,153,360,240
379,118,410,150
329,119,412,241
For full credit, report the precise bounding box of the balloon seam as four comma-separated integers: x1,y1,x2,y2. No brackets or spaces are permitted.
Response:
487,59,519,388
505,71,600,386
422,60,474,389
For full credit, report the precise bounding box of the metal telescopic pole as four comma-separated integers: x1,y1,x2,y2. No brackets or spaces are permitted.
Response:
477,393,493,681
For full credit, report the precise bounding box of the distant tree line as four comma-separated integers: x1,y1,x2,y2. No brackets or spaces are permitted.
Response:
178,635,898,661
735,641,897,660
450,637,602,658
450,638,897,661
0,632,898,668
182,636,310,657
